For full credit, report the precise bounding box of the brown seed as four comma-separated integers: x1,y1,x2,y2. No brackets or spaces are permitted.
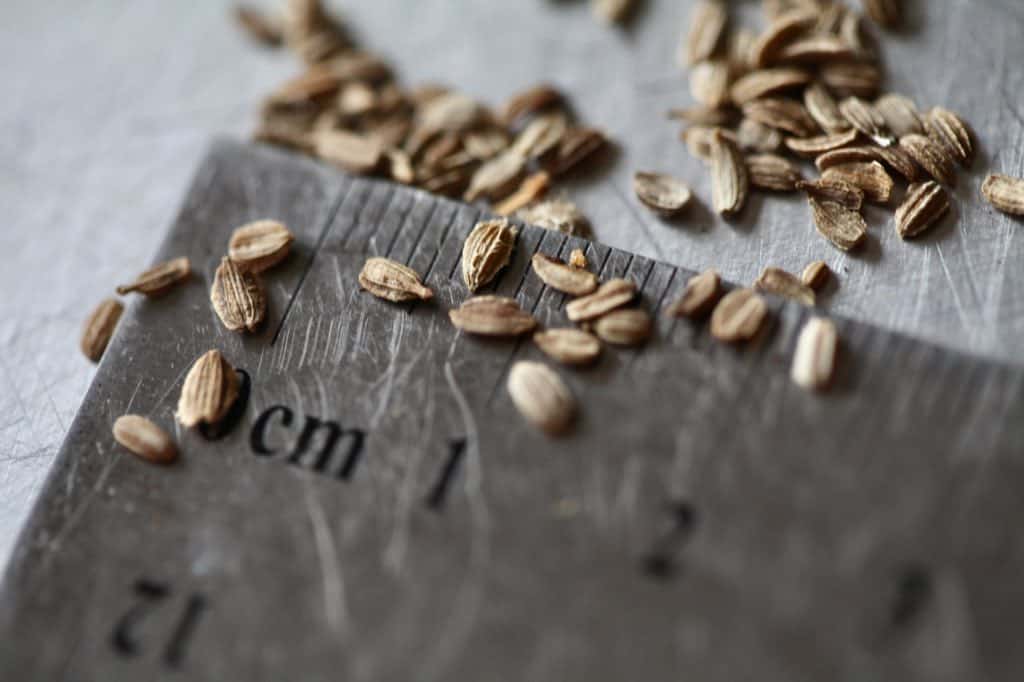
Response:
874,93,924,137
463,129,510,160
531,254,599,296
791,317,838,391
801,261,831,290
808,196,867,251
211,257,266,332
924,107,973,167
838,96,893,146
569,249,588,269
533,329,602,366
710,288,768,342
690,60,732,109
502,84,562,125
80,298,123,363
511,111,569,160
681,125,738,161
737,118,783,153
746,153,803,191
113,415,177,465
416,92,485,134
730,67,812,105
493,172,551,216
665,269,721,318
548,127,607,176
684,0,729,65
728,27,757,76
314,129,382,174
228,220,294,273
116,257,191,297
592,0,637,24
449,296,537,336
358,257,433,302
518,199,589,236
822,161,894,203
895,181,950,239
784,128,860,158
507,361,575,435
778,35,856,63
820,61,881,99
235,5,284,46
750,9,818,67
710,130,749,215
815,145,919,182
177,350,240,428
839,10,874,59
633,171,692,215
462,219,518,291
804,82,852,134
797,177,865,211
862,0,900,28
899,134,956,186
566,279,637,322
464,150,527,202
742,98,818,137
667,106,737,128
981,173,1024,216
593,308,653,346
754,266,816,306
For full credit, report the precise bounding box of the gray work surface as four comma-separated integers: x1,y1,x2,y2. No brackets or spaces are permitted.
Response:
3,140,1023,681
1,0,1022,573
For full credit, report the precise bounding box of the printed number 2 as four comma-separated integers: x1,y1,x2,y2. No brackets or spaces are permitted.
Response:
111,579,208,669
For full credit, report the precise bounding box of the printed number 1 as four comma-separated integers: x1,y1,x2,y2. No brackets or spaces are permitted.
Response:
111,579,208,669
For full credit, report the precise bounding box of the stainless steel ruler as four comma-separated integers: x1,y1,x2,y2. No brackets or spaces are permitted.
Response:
1,140,1022,682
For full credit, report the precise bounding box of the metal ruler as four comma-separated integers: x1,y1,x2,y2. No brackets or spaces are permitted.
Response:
1,140,1022,682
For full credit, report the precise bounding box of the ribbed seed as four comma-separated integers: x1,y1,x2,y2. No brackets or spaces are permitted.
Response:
808,196,867,251
874,93,924,137
665,269,721,318
737,118,783,153
531,254,599,296
742,98,818,137
462,219,518,291
747,153,803,191
710,130,749,215
228,220,295,273
797,178,865,211
690,60,732,109
710,288,768,342
464,149,527,202
899,134,956,186
507,361,575,435
791,317,838,391
80,298,123,363
113,415,177,465
754,266,815,306
518,198,589,236
730,68,812,105
785,129,860,158
822,161,894,203
449,296,537,336
116,257,191,297
684,0,729,65
211,257,266,332
801,261,831,290
924,107,973,167
566,279,637,322
804,82,852,134
314,129,382,174
838,96,893,146
358,257,433,302
820,61,881,98
592,308,653,346
533,329,602,366
981,173,1024,216
815,145,919,182
177,350,240,428
751,10,818,67
895,181,950,239
633,171,692,215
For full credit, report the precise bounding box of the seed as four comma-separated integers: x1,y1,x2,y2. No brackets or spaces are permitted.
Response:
899,134,956,186
235,5,284,46
416,92,485,134
531,253,599,296
566,279,636,322
840,10,873,58
511,111,569,160
358,257,433,302
808,196,867,251
710,130,749,215
742,98,818,137
449,296,537,336
728,27,757,75
874,93,924,137
737,118,783,153
502,84,562,125
210,257,266,332
729,68,812,105
682,125,738,161
838,96,893,146
593,0,637,23
464,150,527,202
820,61,881,99
863,0,901,28
177,350,240,428
822,161,894,203
924,107,973,167
801,261,831,290
113,415,177,465
462,219,518,291
633,171,692,215
750,9,818,67
80,298,123,363
593,308,653,346
228,220,295,272
895,181,950,239
116,257,191,297
518,199,589,236
784,128,860,158
710,288,768,342
791,317,838,391
684,0,729,65
463,129,511,160
533,328,602,366
754,266,815,306
666,269,721,318
386,148,415,185
747,153,803,191
547,127,607,175
507,361,575,435
980,173,1024,216
313,129,382,174
778,36,855,64
815,145,919,182
569,249,588,269
797,178,865,211
804,82,852,134
690,60,732,109
493,172,551,216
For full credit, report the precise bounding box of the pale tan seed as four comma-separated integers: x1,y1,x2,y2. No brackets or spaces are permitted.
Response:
228,220,295,273
746,153,803,191
593,308,653,346
235,5,284,46
737,118,783,153
981,173,1024,216
710,130,749,215
386,149,415,184
211,257,266,332
113,415,177,465
665,269,721,318
924,107,973,167
449,296,537,336
750,9,818,67
566,279,636,322
80,298,123,362
801,261,831,290
690,60,732,109
416,92,485,134
804,82,852,134
822,161,893,203
518,198,589,236
815,145,919,182
797,178,865,211
533,329,601,366
728,28,757,76
511,111,569,160
493,172,551,216
899,134,956,186
531,254,599,296
808,196,867,251
633,171,692,215
667,106,737,128
820,61,881,98
464,150,527,202
507,361,575,435
116,257,191,297
895,181,950,239
684,0,729,65
177,350,240,428
838,96,893,146
569,249,588,269
791,317,838,391
314,129,382,174
547,127,607,176
710,288,768,342
462,219,518,291
778,35,856,63
863,0,900,28
730,67,812,105
592,0,637,24
742,98,818,137
358,257,433,302
463,129,510,160
681,125,738,161
874,93,924,137
754,266,815,306
784,128,860,158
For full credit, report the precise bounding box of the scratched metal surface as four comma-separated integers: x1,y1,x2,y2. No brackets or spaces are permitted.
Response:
1,140,1023,681
1,0,1022,577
